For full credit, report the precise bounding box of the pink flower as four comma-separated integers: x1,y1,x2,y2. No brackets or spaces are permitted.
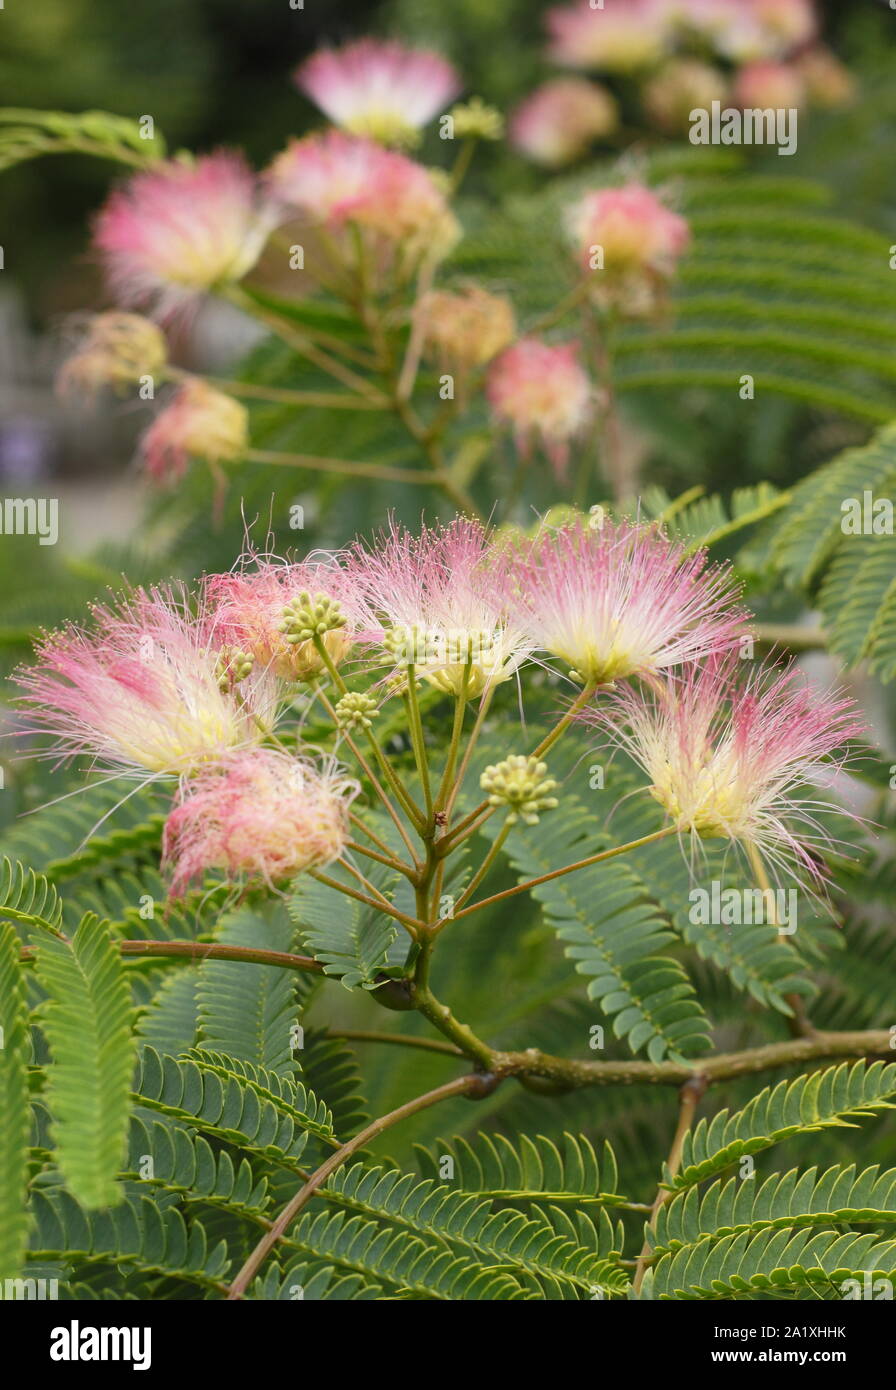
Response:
163,748,356,898
140,379,248,485
685,0,816,63
568,183,690,283
205,558,364,683
486,338,592,477
295,38,460,146
93,153,275,318
265,131,459,277
546,0,674,72
733,61,807,113
15,587,278,777
510,78,618,167
344,517,531,698
508,516,744,686
589,652,864,888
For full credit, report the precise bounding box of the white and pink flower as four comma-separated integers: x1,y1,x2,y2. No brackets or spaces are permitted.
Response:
93,153,275,318
265,131,459,276
206,558,364,684
295,38,460,146
344,517,530,698
546,0,674,72
508,516,744,686
567,182,690,285
163,748,356,897
510,78,618,167
16,587,278,777
486,338,592,477
140,379,248,486
732,61,807,113
590,651,864,888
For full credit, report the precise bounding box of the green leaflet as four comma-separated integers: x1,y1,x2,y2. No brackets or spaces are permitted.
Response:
653,1164,896,1254
670,1062,896,1192
32,915,135,1209
0,924,31,1276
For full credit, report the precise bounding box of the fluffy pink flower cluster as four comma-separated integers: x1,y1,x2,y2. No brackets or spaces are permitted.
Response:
16,512,860,898
567,183,690,311
294,38,460,146
582,650,864,891
266,130,459,279
486,338,592,477
162,749,356,898
94,152,275,319
546,0,817,71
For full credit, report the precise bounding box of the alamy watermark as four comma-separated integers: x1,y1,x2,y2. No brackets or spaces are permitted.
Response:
689,881,798,934
690,101,797,157
0,498,59,546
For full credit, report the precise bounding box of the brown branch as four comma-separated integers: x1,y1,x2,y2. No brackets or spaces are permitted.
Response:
225,1071,496,1299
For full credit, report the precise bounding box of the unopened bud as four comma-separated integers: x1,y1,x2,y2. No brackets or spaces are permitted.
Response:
480,755,559,825
335,691,378,731
278,592,346,643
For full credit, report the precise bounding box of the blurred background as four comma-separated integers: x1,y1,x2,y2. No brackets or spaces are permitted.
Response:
1,0,895,550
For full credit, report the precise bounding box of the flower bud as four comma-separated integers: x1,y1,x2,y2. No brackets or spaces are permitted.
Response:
480,755,559,825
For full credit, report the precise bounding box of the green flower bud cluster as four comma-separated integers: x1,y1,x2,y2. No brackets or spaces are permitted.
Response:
335,691,379,732
480,755,559,825
450,98,504,141
214,645,254,693
278,591,346,644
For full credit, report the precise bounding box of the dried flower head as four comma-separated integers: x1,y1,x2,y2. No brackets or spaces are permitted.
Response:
163,748,356,897
139,380,248,486
93,153,274,317
15,586,277,777
295,39,460,146
418,286,516,371
509,517,744,686
56,313,168,399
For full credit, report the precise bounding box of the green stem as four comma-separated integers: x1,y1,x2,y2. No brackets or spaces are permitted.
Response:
404,670,433,823
245,447,439,486
451,826,677,923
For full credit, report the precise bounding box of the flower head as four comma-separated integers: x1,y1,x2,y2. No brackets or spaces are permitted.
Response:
509,517,744,686
567,183,690,308
345,517,531,698
295,39,460,146
733,61,807,113
644,60,729,136
418,285,516,371
206,558,363,683
93,153,274,317
56,313,168,399
510,78,618,167
796,46,855,109
547,0,674,72
590,652,864,887
163,748,356,897
684,0,816,63
15,587,278,777
265,131,459,276
480,755,559,825
139,379,248,486
486,338,592,477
